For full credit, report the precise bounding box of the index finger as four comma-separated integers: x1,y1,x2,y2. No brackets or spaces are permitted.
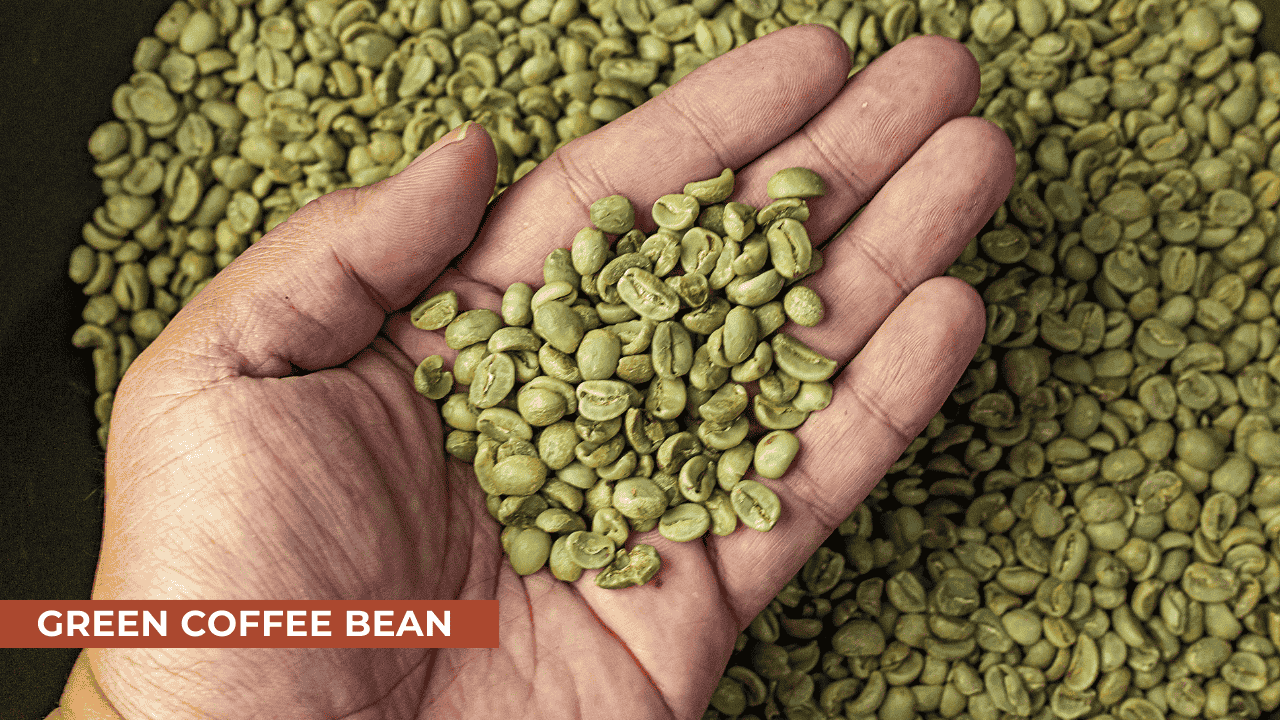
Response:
457,24,853,289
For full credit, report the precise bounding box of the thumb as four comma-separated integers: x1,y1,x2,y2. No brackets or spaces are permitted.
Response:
131,122,497,387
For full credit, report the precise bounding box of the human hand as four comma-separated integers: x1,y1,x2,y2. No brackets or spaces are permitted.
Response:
78,26,1013,720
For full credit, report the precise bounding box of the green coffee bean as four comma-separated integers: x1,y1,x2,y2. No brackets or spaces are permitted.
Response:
709,676,747,716
886,571,928,613
792,382,832,412
783,285,824,326
650,321,693,378
576,434,626,469
594,543,660,589
757,198,810,228
81,295,118,327
732,236,768,274
720,305,758,365
538,275,579,309
725,269,785,307
610,318,655,356
567,228,607,276
586,508,627,548
684,168,735,204
1182,562,1239,603
535,508,586,535
682,296,730,335
730,480,781,531
410,290,458,331
556,461,598,492
1185,636,1233,675
754,430,799,480
572,380,632,422
449,346,485,388
652,193,700,230
696,382,746,424
446,308,502,349
508,527,552,576
704,490,738,536
68,245,98,285
501,283,534,327
831,619,886,657
759,370,800,404
659,502,711,542
513,384,565,427
729,340,773,383
413,355,454,400
665,271,708,307
688,344,727,391
469,352,516,409
549,535,584,582
654,432,700,474
491,455,547,496
560,530,616,569
596,253,651,304
541,475,585,512
679,228,723,277
753,395,809,430
696,416,749,451
612,477,668,521
1165,677,1208,716
1222,652,1268,692
771,333,837,382
985,664,1032,716
589,195,635,235
576,328,621,381
767,168,826,199
444,430,477,462
488,327,542,355
645,375,686,420
677,454,715,502
617,267,681,321
710,441,751,490
532,300,585,353
441,394,478,432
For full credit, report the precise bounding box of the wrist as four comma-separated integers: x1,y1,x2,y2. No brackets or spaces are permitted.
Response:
48,651,126,720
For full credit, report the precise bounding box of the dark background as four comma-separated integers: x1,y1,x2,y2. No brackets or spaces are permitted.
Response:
4,2,1280,719
0,2,176,716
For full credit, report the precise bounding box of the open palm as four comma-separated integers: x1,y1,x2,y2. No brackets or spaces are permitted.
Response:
85,27,1014,720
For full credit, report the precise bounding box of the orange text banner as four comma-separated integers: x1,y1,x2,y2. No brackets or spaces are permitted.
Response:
0,601,498,648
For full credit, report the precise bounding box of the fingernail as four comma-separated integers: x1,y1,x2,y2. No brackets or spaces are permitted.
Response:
409,121,475,169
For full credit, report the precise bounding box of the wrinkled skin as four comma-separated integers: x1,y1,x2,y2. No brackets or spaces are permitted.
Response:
87,27,1013,720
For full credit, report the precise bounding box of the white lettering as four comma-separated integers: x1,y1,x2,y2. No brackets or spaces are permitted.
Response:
347,611,369,636
67,611,89,637
117,610,137,636
94,610,114,636
238,610,259,637
312,610,331,636
38,611,61,637
144,611,166,636
263,610,283,636
208,610,235,637
426,610,450,636
397,610,423,637
287,610,306,636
